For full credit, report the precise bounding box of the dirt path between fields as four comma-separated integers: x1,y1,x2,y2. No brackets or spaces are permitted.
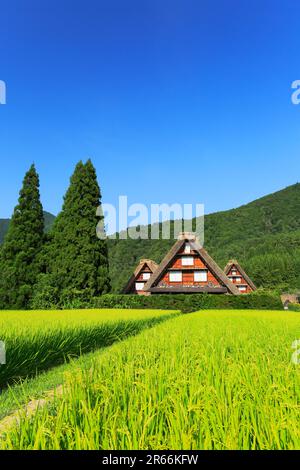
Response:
0,313,180,439
0,384,64,438
0,364,96,438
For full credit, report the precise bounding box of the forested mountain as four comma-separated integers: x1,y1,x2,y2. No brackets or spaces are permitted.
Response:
108,183,300,293
1,183,300,293
0,211,55,244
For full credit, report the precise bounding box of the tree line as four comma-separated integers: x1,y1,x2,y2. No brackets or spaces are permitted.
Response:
0,160,110,309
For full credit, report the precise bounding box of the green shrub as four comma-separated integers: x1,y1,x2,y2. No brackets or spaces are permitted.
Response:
90,292,283,313
31,281,283,312
288,303,300,312
30,274,60,310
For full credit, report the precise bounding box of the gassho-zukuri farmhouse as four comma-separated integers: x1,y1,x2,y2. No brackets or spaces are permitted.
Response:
123,232,256,296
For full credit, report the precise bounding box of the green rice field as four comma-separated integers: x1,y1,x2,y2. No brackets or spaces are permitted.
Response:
0,308,178,388
1,309,300,450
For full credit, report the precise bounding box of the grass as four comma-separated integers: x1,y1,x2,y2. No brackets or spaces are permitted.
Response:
0,343,131,420
0,308,179,389
1,309,300,450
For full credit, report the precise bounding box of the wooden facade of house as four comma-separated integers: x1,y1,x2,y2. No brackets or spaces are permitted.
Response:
224,260,257,294
122,259,158,295
142,233,240,295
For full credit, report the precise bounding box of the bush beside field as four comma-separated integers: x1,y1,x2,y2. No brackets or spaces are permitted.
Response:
288,303,300,312
90,291,283,313
31,289,283,312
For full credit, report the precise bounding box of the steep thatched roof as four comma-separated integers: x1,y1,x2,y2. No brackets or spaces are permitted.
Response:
143,234,241,295
122,259,159,294
224,259,257,291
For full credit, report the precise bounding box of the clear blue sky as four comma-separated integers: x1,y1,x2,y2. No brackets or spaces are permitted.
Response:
0,0,300,219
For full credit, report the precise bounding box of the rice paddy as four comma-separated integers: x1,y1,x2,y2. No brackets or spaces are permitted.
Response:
0,308,178,388
1,309,300,450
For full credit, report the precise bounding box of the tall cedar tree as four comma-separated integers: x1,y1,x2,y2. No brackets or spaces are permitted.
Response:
0,165,44,308
45,160,111,296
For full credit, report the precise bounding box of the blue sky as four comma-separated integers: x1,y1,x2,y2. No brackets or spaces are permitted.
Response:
0,0,300,220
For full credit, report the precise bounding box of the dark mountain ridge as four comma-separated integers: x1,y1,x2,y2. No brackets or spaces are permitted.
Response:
0,211,56,244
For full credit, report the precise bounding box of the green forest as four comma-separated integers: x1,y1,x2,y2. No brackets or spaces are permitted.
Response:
1,165,300,306
107,183,300,293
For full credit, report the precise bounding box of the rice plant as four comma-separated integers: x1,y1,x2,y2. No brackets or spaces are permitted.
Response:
2,309,300,450
0,309,178,388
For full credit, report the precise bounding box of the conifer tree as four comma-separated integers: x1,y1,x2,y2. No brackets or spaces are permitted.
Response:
85,159,111,295
0,165,44,308
43,159,111,302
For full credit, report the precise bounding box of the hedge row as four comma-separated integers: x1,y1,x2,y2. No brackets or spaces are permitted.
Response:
288,303,300,312
88,292,283,313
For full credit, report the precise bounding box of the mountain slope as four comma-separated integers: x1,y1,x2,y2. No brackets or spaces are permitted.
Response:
108,183,300,292
0,211,56,244
0,219,10,245
1,184,300,293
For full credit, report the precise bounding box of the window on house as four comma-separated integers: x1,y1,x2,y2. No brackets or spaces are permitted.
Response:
184,243,191,254
194,270,208,282
238,285,247,292
169,271,182,282
181,256,194,266
142,273,151,280
236,277,242,283
135,282,145,291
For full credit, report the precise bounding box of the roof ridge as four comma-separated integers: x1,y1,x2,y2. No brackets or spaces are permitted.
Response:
224,260,257,291
144,236,241,295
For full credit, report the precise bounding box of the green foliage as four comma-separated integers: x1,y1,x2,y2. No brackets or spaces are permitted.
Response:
30,274,60,310
88,292,282,312
108,183,300,293
1,177,300,301
0,212,55,244
33,160,111,306
288,303,300,312
0,165,44,309
29,286,282,312
0,219,10,245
